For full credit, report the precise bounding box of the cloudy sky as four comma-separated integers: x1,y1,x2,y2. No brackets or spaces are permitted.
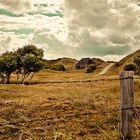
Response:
0,0,140,61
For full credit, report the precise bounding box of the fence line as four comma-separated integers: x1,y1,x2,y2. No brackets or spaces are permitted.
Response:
1,105,140,129
23,76,140,85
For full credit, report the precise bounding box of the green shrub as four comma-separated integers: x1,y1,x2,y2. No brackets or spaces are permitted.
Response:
50,64,65,71
85,64,97,73
134,55,140,75
124,64,136,71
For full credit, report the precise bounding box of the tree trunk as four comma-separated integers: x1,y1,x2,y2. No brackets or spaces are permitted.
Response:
21,73,26,84
21,72,30,84
1,74,6,84
6,73,10,84
16,71,20,84
29,72,35,85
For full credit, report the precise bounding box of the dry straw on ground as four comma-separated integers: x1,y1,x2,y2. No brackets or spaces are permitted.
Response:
0,71,140,139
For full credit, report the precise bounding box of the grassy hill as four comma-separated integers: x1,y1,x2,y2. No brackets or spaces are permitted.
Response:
44,58,78,71
44,57,106,73
92,58,105,66
117,49,140,68
107,49,140,75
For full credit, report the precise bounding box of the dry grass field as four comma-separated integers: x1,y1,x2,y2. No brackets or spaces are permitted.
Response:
0,70,140,140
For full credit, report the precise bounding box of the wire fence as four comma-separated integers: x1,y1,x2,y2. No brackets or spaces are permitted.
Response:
24,76,140,85
1,101,140,139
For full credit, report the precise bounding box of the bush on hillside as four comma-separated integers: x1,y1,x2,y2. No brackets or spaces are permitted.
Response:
124,64,136,71
85,64,97,73
134,55,140,75
50,64,66,71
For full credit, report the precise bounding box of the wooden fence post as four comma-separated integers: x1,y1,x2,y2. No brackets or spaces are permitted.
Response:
120,71,134,140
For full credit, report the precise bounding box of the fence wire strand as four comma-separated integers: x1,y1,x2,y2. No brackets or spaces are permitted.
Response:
24,76,140,85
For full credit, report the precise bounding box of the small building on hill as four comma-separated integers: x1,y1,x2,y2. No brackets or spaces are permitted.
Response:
75,58,94,69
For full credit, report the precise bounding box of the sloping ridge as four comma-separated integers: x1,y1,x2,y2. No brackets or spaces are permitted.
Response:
106,49,140,75
45,58,78,70
117,49,140,68
92,58,105,66
47,57,105,68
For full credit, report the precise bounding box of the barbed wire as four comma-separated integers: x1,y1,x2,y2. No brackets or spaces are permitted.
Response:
0,105,140,127
23,77,140,85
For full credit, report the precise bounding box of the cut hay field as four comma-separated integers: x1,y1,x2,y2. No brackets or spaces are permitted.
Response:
0,71,140,140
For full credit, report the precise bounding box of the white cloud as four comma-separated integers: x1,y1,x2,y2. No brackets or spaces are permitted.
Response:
64,0,140,59
0,0,33,12
0,0,68,59
0,35,29,54
0,0,140,61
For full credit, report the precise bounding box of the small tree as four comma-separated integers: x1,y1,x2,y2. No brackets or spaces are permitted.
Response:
134,55,140,75
21,54,44,84
0,52,17,84
85,64,97,73
16,45,44,84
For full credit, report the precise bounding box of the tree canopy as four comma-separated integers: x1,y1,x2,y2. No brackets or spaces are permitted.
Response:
0,51,17,83
0,45,44,84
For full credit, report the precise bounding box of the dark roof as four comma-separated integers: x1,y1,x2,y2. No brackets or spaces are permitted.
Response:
76,58,94,67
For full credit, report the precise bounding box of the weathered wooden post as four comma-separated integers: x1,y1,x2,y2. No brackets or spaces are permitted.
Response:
120,71,134,140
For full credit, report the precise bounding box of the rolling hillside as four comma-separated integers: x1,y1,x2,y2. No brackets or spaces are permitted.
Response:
117,49,140,67
44,58,78,71
107,49,140,75
44,57,105,72
92,58,105,66
44,49,140,75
